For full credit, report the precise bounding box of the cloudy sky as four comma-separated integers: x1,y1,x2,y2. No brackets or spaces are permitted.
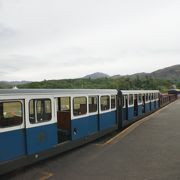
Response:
0,0,180,81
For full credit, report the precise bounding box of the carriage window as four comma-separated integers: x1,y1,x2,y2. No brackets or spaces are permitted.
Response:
146,94,149,102
138,94,142,103
111,95,116,109
152,93,154,100
29,99,52,124
149,94,152,100
59,97,70,111
154,93,156,99
73,97,87,116
155,93,159,99
129,94,133,105
0,101,23,128
155,93,157,99
89,96,98,113
101,96,110,111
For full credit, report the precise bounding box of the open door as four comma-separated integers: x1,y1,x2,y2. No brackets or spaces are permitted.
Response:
57,97,71,143
149,94,152,111
142,94,145,113
134,94,138,116
125,95,128,120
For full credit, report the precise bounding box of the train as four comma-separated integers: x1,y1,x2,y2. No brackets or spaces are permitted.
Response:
0,89,177,175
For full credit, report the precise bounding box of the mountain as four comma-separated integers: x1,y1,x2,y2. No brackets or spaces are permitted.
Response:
112,64,180,82
1,64,180,90
83,72,110,79
17,64,180,91
111,72,148,79
151,65,180,81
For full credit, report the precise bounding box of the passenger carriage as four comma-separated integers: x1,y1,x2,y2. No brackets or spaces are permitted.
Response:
0,89,118,174
0,88,176,175
119,90,160,127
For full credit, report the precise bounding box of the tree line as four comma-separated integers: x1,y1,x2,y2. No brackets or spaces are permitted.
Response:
16,76,179,92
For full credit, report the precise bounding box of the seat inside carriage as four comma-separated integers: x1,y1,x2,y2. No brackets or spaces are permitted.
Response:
0,102,23,128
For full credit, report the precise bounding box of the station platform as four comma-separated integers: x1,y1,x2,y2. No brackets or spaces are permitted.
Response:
3,99,180,180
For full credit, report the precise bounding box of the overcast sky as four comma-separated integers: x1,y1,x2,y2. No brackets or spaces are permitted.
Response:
0,0,180,81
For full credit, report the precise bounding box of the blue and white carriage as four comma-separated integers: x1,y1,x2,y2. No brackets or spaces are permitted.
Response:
120,90,159,127
0,89,118,174
0,88,170,175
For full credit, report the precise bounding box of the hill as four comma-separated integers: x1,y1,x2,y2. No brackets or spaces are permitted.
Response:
2,64,180,92
151,65,180,81
0,81,31,89
111,64,180,82
83,72,110,79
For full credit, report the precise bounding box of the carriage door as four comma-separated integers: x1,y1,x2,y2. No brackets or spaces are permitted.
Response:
88,96,99,134
25,97,57,155
56,97,71,143
149,94,152,111
134,94,138,116
0,100,26,162
125,95,128,120
142,95,145,113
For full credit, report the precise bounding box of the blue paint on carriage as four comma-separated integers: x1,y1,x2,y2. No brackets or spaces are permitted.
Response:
149,101,152,111
87,115,98,135
122,106,135,122
122,107,130,127
99,111,116,131
151,101,156,111
0,129,26,162
145,103,150,113
122,108,127,121
138,104,142,116
128,106,134,121
154,101,157,108
71,115,98,140
122,105,143,127
156,101,159,108
26,123,57,155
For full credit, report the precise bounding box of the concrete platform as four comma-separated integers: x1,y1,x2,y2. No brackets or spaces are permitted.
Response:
2,99,180,180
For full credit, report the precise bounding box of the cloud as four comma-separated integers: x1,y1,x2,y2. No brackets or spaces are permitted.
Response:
0,24,15,38
0,0,180,80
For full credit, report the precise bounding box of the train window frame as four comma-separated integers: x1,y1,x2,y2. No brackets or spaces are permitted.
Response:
129,94,134,106
73,96,87,116
111,95,116,109
122,96,125,108
29,98,52,124
156,93,159,100
123,95,128,108
155,93,158,100
100,95,110,111
0,100,23,128
88,96,98,113
146,94,149,102
149,94,151,101
138,94,142,104
151,93,154,100
58,97,70,112
152,93,155,100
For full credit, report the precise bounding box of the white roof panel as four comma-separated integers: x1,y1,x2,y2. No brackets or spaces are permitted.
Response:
121,90,159,95
0,89,118,97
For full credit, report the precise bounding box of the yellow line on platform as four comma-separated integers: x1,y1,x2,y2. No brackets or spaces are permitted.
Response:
100,102,173,146
39,172,53,180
